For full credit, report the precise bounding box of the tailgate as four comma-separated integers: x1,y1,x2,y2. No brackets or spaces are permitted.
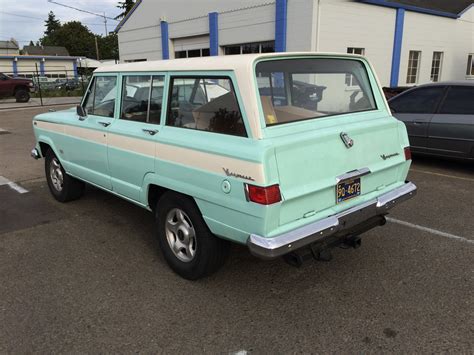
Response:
274,117,407,225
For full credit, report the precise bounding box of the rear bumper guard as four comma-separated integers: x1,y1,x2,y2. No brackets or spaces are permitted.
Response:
247,181,417,259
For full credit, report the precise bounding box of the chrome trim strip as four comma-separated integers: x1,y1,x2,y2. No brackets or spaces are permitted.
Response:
247,181,417,259
336,167,371,183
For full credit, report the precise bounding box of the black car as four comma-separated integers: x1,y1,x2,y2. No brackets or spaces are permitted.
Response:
55,79,80,91
389,81,474,161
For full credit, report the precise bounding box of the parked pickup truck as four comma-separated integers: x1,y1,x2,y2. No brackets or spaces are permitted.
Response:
31,53,417,280
0,72,35,102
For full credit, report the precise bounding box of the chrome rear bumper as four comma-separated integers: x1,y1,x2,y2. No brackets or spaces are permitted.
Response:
247,182,417,259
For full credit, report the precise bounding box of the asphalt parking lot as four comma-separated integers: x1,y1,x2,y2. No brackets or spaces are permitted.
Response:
0,106,473,353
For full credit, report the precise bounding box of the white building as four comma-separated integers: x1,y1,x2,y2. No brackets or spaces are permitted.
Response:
115,0,474,87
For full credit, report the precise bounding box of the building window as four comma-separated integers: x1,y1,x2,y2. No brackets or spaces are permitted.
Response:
124,59,147,63
346,47,365,86
430,52,443,82
347,47,365,55
223,41,275,55
406,51,421,84
174,48,210,59
467,54,474,76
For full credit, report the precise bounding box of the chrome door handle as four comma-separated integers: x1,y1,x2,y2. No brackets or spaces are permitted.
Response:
142,128,159,136
98,121,111,127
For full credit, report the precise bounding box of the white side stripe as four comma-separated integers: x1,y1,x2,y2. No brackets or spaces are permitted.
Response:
0,176,29,194
387,217,474,245
34,120,266,183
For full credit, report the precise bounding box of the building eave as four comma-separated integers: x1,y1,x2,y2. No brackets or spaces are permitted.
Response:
0,55,81,60
357,0,460,19
114,0,143,33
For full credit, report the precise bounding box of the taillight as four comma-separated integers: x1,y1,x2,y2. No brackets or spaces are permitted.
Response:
404,146,412,160
246,184,281,205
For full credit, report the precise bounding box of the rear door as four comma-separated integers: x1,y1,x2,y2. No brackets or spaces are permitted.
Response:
107,74,165,202
389,86,447,151
427,85,474,159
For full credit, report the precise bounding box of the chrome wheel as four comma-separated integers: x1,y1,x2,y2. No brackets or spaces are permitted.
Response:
49,157,64,192
165,208,196,263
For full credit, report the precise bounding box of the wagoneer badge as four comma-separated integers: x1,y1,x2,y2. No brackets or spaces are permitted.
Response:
223,168,255,181
340,132,354,149
380,152,400,160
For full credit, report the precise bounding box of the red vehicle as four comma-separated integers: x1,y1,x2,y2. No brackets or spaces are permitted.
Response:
0,72,35,102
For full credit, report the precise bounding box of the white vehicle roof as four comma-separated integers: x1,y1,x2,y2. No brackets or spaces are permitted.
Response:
94,52,363,74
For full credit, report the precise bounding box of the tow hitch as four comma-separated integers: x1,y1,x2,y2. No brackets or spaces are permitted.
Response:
283,215,386,268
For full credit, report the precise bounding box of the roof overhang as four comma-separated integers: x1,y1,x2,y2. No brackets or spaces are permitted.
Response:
357,0,460,19
114,0,143,33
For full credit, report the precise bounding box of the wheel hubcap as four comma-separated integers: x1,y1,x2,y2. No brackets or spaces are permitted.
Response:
49,157,64,192
165,208,196,262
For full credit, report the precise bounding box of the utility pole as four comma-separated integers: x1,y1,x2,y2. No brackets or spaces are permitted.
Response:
95,37,100,60
103,12,108,35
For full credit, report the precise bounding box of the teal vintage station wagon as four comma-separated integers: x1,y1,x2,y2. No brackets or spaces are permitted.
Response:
31,53,416,279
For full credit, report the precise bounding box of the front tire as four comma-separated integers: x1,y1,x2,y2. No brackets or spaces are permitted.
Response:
15,89,30,103
45,149,85,202
156,191,230,280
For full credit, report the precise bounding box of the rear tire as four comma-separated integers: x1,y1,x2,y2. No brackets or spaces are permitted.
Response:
155,191,230,280
15,89,30,103
45,149,85,202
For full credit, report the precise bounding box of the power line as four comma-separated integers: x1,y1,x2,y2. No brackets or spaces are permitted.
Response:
47,0,119,34
0,11,110,27
47,1,119,21
0,11,43,20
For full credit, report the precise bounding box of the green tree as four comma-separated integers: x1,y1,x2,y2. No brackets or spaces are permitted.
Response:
98,33,119,59
28,40,34,46
44,11,61,37
42,21,96,58
115,0,135,20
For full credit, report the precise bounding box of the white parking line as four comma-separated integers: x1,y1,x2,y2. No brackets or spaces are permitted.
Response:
410,169,474,182
0,176,29,194
387,217,474,245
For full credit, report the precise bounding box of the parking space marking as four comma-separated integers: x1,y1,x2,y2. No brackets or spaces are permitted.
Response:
410,169,474,182
387,217,474,245
0,176,29,194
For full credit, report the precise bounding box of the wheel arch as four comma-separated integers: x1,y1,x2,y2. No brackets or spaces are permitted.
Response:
14,85,29,94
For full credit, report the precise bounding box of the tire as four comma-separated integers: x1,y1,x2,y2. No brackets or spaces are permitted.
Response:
15,89,30,103
156,191,230,280
45,149,85,202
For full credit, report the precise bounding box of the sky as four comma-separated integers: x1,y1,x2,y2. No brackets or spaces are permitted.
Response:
0,0,122,47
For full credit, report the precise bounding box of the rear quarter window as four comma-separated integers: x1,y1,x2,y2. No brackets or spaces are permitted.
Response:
166,77,247,137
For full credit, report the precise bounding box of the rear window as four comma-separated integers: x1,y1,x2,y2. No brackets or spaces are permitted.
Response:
255,58,377,126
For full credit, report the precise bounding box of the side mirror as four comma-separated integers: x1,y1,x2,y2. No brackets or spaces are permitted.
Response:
76,105,87,118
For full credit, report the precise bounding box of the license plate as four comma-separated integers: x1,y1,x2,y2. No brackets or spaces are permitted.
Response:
336,178,361,203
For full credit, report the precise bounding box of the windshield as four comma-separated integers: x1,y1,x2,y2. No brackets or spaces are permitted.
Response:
255,58,377,126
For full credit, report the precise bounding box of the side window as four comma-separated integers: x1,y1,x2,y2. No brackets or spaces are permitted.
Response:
166,77,247,137
82,76,117,117
439,86,474,115
83,78,95,114
120,75,165,124
121,75,151,123
390,87,445,114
